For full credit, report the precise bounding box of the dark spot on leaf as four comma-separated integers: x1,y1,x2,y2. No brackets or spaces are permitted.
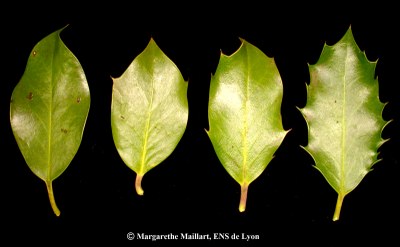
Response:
32,50,37,56
77,97,81,103
27,92,33,100
334,100,337,103
61,128,68,134
120,115,125,120
336,121,339,124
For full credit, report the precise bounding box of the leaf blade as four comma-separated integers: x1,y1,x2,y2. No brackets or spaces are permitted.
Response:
207,39,288,212
10,26,91,216
111,38,188,195
300,27,387,220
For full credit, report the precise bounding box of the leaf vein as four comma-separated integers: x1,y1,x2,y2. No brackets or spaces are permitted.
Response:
340,47,349,193
242,47,250,184
47,35,58,181
140,76,155,174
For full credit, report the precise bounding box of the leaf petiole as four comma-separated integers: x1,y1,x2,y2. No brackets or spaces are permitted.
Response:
333,192,345,221
239,183,249,212
135,174,144,196
46,181,60,217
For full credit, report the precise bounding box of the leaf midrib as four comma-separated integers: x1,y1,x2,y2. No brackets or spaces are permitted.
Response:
139,70,155,175
241,47,250,185
47,36,58,182
340,47,350,194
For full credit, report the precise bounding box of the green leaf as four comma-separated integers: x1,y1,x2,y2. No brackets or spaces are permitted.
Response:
111,38,188,196
299,27,388,221
206,39,288,212
10,26,91,216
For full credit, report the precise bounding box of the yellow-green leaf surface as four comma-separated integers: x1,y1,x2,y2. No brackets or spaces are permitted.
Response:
10,27,91,216
207,39,288,212
111,39,188,196
299,27,388,221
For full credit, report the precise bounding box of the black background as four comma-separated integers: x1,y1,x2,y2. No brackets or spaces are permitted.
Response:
1,2,399,245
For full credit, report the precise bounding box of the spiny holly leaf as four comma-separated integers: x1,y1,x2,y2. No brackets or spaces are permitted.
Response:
10,26,91,216
111,38,188,196
207,39,288,212
299,27,388,221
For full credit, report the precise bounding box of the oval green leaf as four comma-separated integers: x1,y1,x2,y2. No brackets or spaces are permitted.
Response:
299,27,388,221
10,26,91,216
207,39,288,212
111,38,188,196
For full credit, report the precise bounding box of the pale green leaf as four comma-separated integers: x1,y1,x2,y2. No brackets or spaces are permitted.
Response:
207,39,288,212
111,38,188,196
10,26,91,216
299,27,388,221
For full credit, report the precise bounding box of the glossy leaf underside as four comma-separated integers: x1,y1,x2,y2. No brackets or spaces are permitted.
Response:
299,27,388,221
207,39,288,212
111,38,188,196
10,26,91,216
